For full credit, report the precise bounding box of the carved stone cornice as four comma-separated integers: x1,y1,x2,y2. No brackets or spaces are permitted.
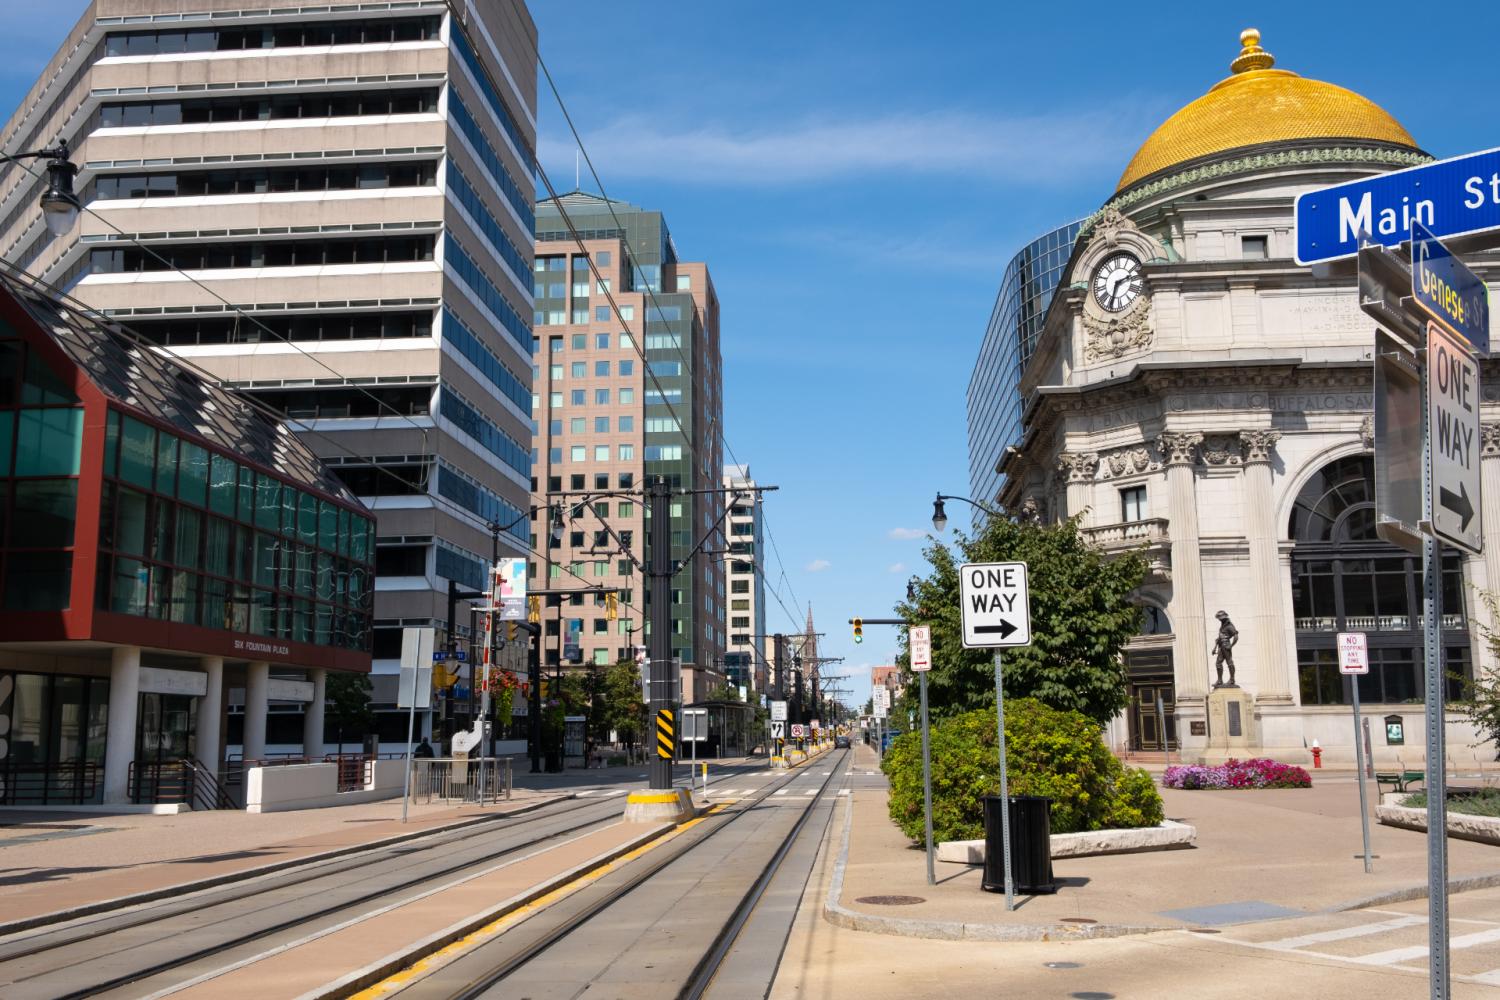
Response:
1057,451,1100,484
1082,299,1153,363
1158,431,1202,467
1484,422,1500,458
1094,205,1131,248
1200,434,1244,467
1240,429,1281,464
1099,443,1163,479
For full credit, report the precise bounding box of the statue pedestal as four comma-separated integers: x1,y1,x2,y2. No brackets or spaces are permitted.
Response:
1205,686,1253,760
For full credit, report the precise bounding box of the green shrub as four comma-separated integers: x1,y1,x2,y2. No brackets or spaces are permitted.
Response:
881,697,1164,842
1402,788,1500,817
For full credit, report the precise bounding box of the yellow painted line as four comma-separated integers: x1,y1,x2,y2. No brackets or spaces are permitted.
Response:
350,806,725,999
625,791,683,804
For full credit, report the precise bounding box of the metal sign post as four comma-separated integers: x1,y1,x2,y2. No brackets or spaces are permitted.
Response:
959,562,1032,912
910,625,934,886
398,627,434,823
1338,632,1374,874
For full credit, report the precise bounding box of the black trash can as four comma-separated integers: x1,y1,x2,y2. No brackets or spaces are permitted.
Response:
981,795,1057,894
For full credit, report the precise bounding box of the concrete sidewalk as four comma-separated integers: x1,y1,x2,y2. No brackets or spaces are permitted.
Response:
0,789,564,928
830,745,1500,939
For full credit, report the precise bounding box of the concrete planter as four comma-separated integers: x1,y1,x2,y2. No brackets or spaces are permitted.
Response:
1376,804,1500,846
936,819,1197,864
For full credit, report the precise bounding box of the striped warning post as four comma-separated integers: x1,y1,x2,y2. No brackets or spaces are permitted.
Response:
656,708,675,759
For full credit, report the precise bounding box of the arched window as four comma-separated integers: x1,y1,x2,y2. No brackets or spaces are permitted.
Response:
1289,455,1470,705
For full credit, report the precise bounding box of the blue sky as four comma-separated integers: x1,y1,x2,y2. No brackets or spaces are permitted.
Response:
6,1,1500,709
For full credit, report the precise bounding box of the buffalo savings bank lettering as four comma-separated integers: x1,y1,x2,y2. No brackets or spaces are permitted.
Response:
1165,391,1373,413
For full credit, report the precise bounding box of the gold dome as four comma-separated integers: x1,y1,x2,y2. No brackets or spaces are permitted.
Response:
1115,29,1419,192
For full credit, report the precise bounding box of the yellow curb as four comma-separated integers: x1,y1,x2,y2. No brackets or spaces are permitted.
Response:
626,791,684,804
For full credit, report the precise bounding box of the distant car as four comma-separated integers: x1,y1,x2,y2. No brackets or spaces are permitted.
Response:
834,735,851,749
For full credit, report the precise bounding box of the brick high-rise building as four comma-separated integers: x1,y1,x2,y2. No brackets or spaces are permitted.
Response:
530,193,726,701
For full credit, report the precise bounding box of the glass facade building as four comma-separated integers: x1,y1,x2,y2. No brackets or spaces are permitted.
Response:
966,221,1082,517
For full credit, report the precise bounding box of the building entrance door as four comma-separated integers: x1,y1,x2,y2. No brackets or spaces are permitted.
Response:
1131,682,1177,752
136,693,197,764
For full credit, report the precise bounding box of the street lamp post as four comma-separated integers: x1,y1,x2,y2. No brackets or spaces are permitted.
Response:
1,141,79,236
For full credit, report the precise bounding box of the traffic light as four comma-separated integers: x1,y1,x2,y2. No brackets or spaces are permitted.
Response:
606,592,618,621
853,618,864,644
507,621,518,641
527,595,541,623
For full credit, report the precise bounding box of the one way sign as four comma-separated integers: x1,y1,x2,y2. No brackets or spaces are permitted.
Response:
959,562,1031,649
1426,320,1483,554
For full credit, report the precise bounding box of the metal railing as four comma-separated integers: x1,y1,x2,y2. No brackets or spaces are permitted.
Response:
127,759,236,810
0,760,100,805
409,757,512,805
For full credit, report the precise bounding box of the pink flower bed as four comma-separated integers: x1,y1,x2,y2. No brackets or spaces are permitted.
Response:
1162,757,1312,790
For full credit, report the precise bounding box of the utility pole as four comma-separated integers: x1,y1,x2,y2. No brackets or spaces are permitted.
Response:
647,475,676,791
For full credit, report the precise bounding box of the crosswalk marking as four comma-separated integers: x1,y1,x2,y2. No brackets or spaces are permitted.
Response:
837,789,850,796
1262,916,1425,950
804,788,817,796
1352,926,1500,966
774,789,788,796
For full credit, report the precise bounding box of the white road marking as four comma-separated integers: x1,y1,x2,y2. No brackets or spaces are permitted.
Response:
804,788,817,796
1352,926,1500,966
774,789,788,796
837,788,851,796
822,771,831,775
1261,916,1425,950
1475,968,1500,986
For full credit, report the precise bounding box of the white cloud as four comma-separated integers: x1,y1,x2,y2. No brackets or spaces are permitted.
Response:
888,527,926,540
805,559,831,573
539,105,1160,189
887,562,906,574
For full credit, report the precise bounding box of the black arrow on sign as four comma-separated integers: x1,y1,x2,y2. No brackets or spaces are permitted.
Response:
974,620,1018,640
1440,482,1475,532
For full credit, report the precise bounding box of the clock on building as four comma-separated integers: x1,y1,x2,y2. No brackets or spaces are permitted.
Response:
1093,253,1143,312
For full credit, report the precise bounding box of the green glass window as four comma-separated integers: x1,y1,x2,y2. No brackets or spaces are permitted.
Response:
178,441,208,507
237,465,254,522
298,492,318,545
149,499,173,561
255,474,280,531
102,410,118,477
202,577,228,630
337,507,351,556
170,571,199,625
15,409,82,476
118,416,155,486
295,545,314,598
350,517,370,563
0,340,20,407
109,557,147,615
11,479,76,548
175,507,201,566
6,551,71,610
114,487,148,557
208,453,236,516
203,516,231,578
316,551,333,601
20,352,77,406
319,500,337,551
154,432,177,495
253,532,278,589
280,485,297,537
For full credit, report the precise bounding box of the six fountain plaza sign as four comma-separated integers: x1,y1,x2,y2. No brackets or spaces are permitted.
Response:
1295,145,1500,266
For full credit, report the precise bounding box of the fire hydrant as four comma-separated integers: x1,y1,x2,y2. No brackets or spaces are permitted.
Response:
1311,740,1323,769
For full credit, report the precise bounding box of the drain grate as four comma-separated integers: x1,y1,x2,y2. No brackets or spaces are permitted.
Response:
1060,917,1097,924
1045,962,1083,969
855,894,925,906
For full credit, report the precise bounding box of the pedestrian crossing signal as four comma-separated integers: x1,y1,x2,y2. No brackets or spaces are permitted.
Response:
606,592,618,621
853,618,863,644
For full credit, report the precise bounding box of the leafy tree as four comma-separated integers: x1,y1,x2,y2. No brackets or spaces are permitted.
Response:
896,514,1145,725
706,681,744,703
1461,591,1500,758
599,659,647,753
325,671,374,754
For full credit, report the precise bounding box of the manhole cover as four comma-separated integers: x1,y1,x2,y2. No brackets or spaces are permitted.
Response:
1188,928,1221,934
1061,917,1097,924
855,895,925,906
1045,962,1083,969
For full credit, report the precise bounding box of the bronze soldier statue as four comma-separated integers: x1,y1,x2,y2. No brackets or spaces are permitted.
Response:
1212,610,1239,687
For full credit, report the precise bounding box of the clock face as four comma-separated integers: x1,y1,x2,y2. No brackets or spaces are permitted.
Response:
1093,254,1142,312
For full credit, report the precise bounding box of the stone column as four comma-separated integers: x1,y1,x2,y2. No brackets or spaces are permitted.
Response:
198,656,224,770
1480,424,1500,675
104,646,141,804
1241,430,1292,701
243,661,269,762
1057,452,1099,525
303,667,327,760
1160,432,1208,702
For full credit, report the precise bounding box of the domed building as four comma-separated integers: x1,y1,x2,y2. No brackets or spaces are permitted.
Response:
994,30,1493,763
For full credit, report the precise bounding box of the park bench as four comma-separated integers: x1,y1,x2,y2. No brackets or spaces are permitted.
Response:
1374,769,1425,794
